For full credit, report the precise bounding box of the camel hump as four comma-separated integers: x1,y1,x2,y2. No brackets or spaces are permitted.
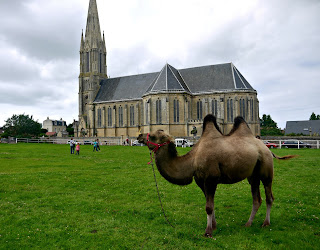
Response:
202,114,222,134
228,116,253,137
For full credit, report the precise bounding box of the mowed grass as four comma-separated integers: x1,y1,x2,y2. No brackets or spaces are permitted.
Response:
0,143,319,249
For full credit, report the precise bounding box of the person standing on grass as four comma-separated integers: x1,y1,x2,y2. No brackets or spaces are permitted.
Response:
93,140,98,152
97,139,100,151
70,138,75,154
76,143,80,155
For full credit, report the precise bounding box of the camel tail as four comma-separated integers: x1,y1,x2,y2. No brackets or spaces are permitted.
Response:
272,152,297,160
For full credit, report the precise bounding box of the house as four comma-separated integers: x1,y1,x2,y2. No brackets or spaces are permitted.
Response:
285,120,320,136
43,117,67,137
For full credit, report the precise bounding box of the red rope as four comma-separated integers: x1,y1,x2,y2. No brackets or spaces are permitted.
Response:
146,133,171,164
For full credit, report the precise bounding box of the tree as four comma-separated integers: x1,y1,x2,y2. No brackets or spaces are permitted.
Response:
3,114,42,138
260,114,283,136
67,123,74,137
309,112,320,120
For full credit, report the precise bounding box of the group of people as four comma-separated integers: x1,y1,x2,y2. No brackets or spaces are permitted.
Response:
69,138,101,155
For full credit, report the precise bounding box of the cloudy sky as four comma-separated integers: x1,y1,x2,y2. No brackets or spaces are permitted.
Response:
0,0,319,129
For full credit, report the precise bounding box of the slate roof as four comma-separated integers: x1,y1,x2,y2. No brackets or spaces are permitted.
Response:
94,62,255,103
146,63,191,94
285,120,320,135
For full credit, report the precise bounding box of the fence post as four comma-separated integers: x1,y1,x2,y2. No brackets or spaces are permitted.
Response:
317,140,319,149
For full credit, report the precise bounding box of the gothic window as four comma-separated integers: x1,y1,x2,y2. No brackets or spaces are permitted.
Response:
250,99,254,121
118,106,123,127
97,108,102,127
197,100,203,120
86,52,90,72
227,99,234,122
107,107,112,127
239,98,246,119
145,102,149,125
212,99,218,117
156,100,162,124
130,105,135,126
174,99,179,123
99,52,102,73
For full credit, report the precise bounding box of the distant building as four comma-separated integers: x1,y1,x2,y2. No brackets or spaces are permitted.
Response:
43,117,67,135
285,120,320,136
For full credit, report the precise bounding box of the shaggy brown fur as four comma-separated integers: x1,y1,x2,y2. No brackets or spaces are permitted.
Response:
137,114,295,237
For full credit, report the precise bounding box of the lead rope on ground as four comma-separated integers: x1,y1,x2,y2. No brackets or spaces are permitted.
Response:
149,151,175,228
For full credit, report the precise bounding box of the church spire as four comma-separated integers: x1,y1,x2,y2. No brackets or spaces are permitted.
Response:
80,0,107,75
85,0,102,47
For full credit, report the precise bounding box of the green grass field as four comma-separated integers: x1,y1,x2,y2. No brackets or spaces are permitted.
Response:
0,143,319,249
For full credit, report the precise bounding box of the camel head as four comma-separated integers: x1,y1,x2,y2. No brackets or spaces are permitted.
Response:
137,130,173,151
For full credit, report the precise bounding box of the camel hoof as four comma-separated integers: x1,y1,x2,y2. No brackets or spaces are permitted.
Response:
245,222,252,227
262,221,270,227
204,233,213,238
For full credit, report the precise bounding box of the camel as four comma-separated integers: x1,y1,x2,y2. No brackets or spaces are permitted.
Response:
137,114,295,237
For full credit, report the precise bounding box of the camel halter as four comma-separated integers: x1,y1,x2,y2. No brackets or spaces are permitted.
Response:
146,133,171,165
145,133,175,228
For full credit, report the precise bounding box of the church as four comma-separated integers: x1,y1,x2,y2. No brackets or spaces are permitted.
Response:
76,0,260,138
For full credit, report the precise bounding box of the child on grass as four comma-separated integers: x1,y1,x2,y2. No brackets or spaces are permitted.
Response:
76,143,80,155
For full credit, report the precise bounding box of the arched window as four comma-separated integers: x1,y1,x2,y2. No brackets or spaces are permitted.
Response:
227,99,234,122
130,106,135,126
97,108,102,127
250,99,254,121
174,99,179,123
240,98,246,119
107,107,112,127
156,100,162,124
86,52,90,72
212,99,218,117
99,53,102,73
197,100,203,120
145,102,149,125
118,106,123,127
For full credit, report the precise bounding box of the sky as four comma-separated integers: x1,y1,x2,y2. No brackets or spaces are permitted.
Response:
0,0,319,129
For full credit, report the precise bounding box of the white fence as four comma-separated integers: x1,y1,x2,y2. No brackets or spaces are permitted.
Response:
15,138,125,146
263,140,320,149
6,138,320,149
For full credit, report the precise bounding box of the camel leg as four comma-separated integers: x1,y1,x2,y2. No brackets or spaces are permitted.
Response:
204,178,218,238
262,179,274,227
245,177,262,227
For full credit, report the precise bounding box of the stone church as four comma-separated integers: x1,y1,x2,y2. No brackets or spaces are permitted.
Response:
76,0,260,138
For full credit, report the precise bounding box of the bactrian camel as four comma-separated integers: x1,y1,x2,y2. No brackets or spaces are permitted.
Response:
137,114,295,237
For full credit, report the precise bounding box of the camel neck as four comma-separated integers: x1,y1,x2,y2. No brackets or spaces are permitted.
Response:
154,143,194,185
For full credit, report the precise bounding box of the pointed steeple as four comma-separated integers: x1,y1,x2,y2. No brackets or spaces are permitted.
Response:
103,31,106,53
80,29,84,51
85,0,102,47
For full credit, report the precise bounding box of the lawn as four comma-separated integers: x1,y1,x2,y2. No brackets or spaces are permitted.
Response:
0,143,319,249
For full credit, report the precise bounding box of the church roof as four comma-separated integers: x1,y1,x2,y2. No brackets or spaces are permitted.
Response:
94,62,255,103
145,63,191,94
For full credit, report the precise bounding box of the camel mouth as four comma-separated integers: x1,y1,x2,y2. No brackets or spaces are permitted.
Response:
137,134,145,143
